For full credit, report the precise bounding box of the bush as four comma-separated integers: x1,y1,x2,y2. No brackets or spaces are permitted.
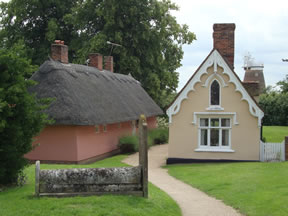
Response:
118,134,153,153
118,135,138,153
0,43,51,185
149,128,169,145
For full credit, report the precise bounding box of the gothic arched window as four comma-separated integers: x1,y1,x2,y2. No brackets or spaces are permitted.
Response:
210,80,220,106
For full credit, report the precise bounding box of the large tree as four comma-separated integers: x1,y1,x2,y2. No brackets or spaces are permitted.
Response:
0,42,50,185
0,0,78,66
259,76,288,126
69,0,196,108
1,0,195,108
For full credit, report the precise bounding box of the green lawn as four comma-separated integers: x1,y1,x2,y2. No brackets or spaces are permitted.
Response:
0,155,181,216
166,162,288,216
263,126,288,142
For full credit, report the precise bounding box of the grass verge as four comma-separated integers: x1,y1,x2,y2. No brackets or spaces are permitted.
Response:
263,126,288,142
0,155,181,216
166,162,288,216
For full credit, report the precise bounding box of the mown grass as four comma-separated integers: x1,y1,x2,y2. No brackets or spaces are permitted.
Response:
0,155,181,216
166,162,288,216
263,126,288,142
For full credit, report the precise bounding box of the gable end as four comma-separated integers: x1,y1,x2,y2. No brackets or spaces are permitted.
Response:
167,49,264,126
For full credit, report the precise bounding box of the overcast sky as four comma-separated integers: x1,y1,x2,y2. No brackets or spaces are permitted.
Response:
172,0,288,91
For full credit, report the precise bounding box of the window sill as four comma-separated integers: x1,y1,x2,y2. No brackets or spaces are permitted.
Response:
206,106,224,111
195,148,235,153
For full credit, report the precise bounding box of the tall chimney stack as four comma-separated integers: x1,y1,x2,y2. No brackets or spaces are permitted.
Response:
213,23,236,68
104,56,113,72
88,53,103,71
51,40,68,64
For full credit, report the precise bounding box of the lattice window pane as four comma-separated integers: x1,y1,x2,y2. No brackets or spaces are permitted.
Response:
200,129,208,146
210,129,219,146
210,80,220,105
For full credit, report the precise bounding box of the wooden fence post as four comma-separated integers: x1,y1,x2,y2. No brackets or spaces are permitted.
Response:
138,114,148,198
35,161,40,196
285,137,288,161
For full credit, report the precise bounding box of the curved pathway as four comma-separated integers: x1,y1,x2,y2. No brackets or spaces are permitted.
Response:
123,144,242,216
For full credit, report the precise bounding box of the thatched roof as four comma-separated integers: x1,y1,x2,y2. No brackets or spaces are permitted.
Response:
30,60,163,125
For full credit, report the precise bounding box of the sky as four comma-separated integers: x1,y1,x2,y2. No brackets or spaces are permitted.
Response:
172,0,288,91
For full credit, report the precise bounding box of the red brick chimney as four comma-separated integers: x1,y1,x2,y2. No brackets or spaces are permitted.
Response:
104,56,113,72
213,23,236,68
51,40,68,64
88,53,103,71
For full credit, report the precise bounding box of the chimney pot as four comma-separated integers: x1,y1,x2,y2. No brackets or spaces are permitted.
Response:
51,40,68,64
213,23,236,68
88,53,103,71
104,56,114,72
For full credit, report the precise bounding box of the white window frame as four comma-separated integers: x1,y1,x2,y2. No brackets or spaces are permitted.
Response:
207,79,224,111
195,117,234,152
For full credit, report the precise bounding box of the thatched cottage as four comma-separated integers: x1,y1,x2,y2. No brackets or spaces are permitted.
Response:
25,41,163,164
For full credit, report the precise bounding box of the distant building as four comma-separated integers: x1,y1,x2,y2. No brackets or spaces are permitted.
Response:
243,55,266,102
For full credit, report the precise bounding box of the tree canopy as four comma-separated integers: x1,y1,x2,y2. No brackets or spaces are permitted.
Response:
0,0,196,108
276,74,288,93
259,76,288,126
0,0,78,66
0,42,51,185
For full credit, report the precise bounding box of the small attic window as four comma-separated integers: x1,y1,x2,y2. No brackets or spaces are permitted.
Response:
210,80,220,106
103,125,107,132
95,125,99,133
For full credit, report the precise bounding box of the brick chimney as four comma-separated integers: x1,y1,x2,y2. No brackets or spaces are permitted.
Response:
51,40,68,64
88,53,103,71
104,56,113,72
213,23,236,68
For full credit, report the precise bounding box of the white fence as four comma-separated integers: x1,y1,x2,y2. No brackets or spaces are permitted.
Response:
260,141,285,162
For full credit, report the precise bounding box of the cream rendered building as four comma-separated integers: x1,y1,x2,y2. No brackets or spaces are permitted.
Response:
166,24,264,164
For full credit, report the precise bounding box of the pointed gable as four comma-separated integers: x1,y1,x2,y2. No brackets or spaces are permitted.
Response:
167,49,264,126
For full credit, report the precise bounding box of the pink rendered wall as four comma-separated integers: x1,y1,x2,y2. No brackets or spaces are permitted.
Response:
25,116,158,163
25,126,78,162
76,117,157,161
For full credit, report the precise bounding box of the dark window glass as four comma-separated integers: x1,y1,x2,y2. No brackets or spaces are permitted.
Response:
200,118,209,127
200,129,208,146
221,118,230,127
210,80,220,105
210,129,219,146
222,129,229,146
211,118,219,127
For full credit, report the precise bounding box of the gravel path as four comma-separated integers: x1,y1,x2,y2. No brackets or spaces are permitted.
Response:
123,144,242,216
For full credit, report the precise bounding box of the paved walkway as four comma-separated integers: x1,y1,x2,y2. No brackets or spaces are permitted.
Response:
123,144,242,216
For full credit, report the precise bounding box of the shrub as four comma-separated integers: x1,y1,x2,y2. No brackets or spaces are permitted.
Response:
149,128,169,145
118,135,138,153
118,134,153,153
0,44,51,185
